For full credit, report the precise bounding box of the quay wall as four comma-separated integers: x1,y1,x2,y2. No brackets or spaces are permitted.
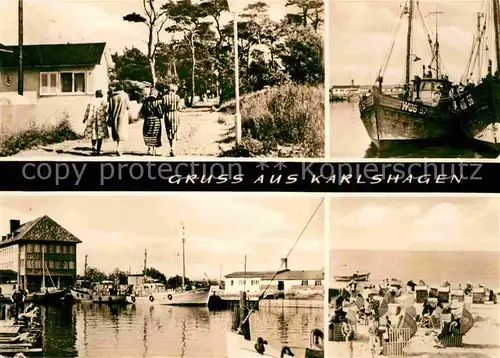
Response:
259,299,323,309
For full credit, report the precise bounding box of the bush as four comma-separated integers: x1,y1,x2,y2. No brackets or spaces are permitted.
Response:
0,113,81,156
239,83,324,157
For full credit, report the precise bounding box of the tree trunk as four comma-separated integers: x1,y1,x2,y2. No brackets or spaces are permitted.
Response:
190,33,196,107
147,24,157,86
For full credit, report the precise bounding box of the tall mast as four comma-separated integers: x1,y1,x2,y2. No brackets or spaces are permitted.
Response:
181,224,186,290
84,254,88,279
493,0,500,75
143,249,147,275
477,12,485,82
41,246,45,290
429,8,443,79
405,0,414,84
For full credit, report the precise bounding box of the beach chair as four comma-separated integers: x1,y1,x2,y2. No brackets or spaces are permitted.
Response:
437,314,464,348
415,286,428,303
382,328,410,356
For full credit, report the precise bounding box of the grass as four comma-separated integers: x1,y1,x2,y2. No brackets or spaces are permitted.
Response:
221,83,324,158
0,113,82,156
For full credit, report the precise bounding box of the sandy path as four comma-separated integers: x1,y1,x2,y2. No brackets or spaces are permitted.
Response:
11,108,235,159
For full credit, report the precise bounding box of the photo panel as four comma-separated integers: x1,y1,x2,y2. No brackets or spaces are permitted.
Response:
328,195,500,357
0,0,325,159
0,193,325,357
329,0,500,159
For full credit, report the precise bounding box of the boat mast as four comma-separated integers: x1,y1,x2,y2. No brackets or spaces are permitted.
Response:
429,8,443,79
405,0,414,84
41,246,45,291
84,254,88,279
493,0,500,75
181,224,186,290
143,249,147,276
477,12,485,82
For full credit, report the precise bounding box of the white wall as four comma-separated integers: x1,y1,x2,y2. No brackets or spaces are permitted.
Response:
261,278,324,291
224,277,262,294
0,244,19,272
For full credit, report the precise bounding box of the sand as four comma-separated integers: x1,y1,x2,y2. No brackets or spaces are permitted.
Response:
328,304,500,358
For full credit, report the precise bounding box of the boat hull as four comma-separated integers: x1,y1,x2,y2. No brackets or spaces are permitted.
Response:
455,79,500,152
161,288,210,306
27,290,66,304
70,290,127,304
359,90,454,149
127,292,173,305
226,331,293,358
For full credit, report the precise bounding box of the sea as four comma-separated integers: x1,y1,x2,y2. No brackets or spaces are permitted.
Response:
329,101,499,158
330,249,500,289
41,304,323,358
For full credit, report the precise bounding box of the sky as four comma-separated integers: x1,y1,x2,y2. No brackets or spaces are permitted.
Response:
329,0,498,85
0,0,291,54
330,196,499,252
0,194,324,280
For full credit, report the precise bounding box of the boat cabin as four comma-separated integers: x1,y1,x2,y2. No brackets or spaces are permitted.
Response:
410,77,452,105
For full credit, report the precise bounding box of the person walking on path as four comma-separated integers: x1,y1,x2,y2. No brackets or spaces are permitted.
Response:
11,285,26,320
162,84,184,157
108,83,130,156
83,89,109,156
140,87,164,155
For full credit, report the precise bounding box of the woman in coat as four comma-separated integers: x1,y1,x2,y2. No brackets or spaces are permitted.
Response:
83,89,109,156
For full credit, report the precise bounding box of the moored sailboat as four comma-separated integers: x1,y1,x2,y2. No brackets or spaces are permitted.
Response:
160,224,211,307
26,247,65,304
454,0,500,151
358,0,455,149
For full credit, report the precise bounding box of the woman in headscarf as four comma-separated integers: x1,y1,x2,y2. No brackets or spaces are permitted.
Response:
140,87,163,155
83,89,109,156
162,83,184,157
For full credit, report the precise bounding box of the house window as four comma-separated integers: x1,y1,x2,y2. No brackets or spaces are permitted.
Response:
63,261,68,269
69,261,75,269
55,261,61,269
315,280,322,286
49,261,54,269
27,244,33,253
60,72,86,93
34,244,40,253
301,280,309,286
230,280,234,286
34,260,41,269
56,245,61,254
26,260,33,268
40,72,58,95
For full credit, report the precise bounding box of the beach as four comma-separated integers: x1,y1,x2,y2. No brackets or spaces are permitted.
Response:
328,303,499,358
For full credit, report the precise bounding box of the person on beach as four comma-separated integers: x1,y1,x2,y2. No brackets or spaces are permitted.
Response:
11,285,26,319
341,317,354,358
108,82,130,156
140,87,163,155
162,84,184,157
83,90,109,156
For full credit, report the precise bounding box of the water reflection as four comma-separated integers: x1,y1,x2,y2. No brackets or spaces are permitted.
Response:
41,304,322,358
330,101,498,158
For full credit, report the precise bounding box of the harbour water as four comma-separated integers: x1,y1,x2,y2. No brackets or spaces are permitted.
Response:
41,303,323,357
329,101,498,158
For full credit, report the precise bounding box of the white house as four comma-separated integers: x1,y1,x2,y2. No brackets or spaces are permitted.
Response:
223,259,324,295
0,42,114,134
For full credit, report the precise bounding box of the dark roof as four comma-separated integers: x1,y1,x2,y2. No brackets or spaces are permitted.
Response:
224,269,289,279
0,215,82,247
0,42,106,68
274,270,324,281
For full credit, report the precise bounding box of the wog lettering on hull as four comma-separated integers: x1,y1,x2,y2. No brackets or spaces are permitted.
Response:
400,101,428,116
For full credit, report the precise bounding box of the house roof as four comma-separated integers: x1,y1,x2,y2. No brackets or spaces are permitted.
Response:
224,269,324,281
0,42,106,68
0,215,82,248
274,270,324,281
224,269,289,279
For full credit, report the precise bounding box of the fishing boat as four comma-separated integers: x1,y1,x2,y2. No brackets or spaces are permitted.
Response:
455,0,500,151
358,0,455,149
333,272,370,282
226,199,325,358
90,281,128,304
160,224,211,307
26,248,65,304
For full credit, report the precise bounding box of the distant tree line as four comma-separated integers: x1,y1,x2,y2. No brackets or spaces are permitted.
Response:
112,0,324,105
